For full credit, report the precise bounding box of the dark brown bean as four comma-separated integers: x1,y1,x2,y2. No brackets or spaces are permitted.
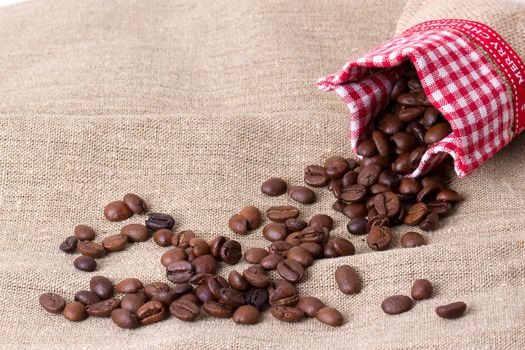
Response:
289,185,316,204
193,255,217,275
270,306,304,322
74,225,96,241
357,164,382,186
120,293,146,313
334,265,361,294
145,212,175,232
260,254,284,270
74,256,97,272
381,295,413,315
435,302,467,319
400,231,426,248
378,113,404,135
218,288,246,307
419,212,439,231
122,193,147,215
90,276,114,299
284,218,308,232
160,247,187,267
203,301,233,318
436,188,463,203
392,131,418,152
298,226,329,245
136,300,165,324
304,165,329,187
277,259,304,283
262,223,288,242
374,192,401,218
425,122,451,144
111,308,139,328
77,241,105,258
121,223,150,242
144,282,170,299
268,241,293,258
367,226,392,251
404,203,428,225
316,306,343,327
166,260,194,283
243,266,272,288
246,288,269,310
39,293,66,314
104,200,132,222
102,234,128,252
239,206,263,230
346,217,368,235
268,279,299,307
232,305,260,324
261,177,287,196
411,279,433,300
219,240,242,265
341,184,367,203
169,300,200,321
153,229,174,247
74,290,101,306
86,298,120,317
324,156,350,179
266,205,300,222
59,236,78,253
397,91,432,106
244,248,269,264
228,270,250,292
399,106,425,122
356,139,378,157
372,130,393,158
297,297,324,317
391,77,407,100
342,203,367,219
194,284,215,304
228,214,248,235
63,301,87,322
308,214,334,231
427,200,453,216
286,246,314,267
115,278,143,294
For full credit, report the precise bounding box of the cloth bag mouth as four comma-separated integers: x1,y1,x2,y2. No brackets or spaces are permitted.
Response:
318,19,522,178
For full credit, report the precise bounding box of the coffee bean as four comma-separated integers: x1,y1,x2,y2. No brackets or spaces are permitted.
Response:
304,165,329,187
232,305,260,324
341,184,367,203
324,156,350,179
299,242,323,259
104,200,132,222
371,130,392,158
120,293,146,313
316,306,343,327
425,122,451,144
74,256,97,272
367,225,392,251
399,106,425,122
153,229,174,247
435,301,467,319
288,185,316,204
400,231,425,247
297,297,324,317
246,288,269,310
329,178,343,199
228,214,248,235
209,235,227,258
330,237,355,257
416,186,439,203
419,212,439,231
218,288,246,307
174,230,195,249
378,113,404,135
115,279,144,295
261,177,287,196
239,206,263,230
266,205,300,222
166,260,194,283
144,282,170,299
334,265,361,294
179,293,200,305
260,254,284,270
409,145,427,167
366,214,390,233
404,203,428,225
268,279,299,306
194,284,214,304
309,214,334,230
284,218,308,232
298,226,329,245
146,212,174,232
346,218,367,235
398,178,422,195
74,290,101,306
111,308,140,328
411,279,433,300
190,273,213,285
101,234,128,252
268,241,293,258
374,192,401,218
397,91,432,106
189,238,210,257
227,270,250,292
39,293,66,314
407,77,422,91
136,300,165,325
243,266,272,288
74,225,96,241
357,164,382,186
262,223,288,242
270,306,304,322
77,241,105,258
90,276,114,299
427,200,453,216
287,246,314,267
422,106,440,127
421,176,444,190
381,295,413,315
169,300,200,321
285,232,302,246
436,188,462,203
356,139,378,157
277,259,304,283
244,248,269,264
207,276,229,298
219,239,242,265
160,247,187,267
59,236,78,253
392,152,413,174
192,254,217,275
122,193,147,215
377,170,399,189
369,183,392,195
406,122,427,144
120,223,150,242
391,77,407,100
203,301,233,318
86,298,120,317
392,131,418,152
63,301,87,322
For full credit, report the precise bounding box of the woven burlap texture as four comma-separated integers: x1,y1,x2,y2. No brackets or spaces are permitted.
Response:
0,1,523,349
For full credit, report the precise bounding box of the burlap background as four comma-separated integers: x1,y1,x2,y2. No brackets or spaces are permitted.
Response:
0,0,523,349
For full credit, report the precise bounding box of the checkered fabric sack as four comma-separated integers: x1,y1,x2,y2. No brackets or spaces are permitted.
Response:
318,19,525,178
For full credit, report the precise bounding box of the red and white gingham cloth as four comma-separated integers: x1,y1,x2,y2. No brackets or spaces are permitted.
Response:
318,20,523,178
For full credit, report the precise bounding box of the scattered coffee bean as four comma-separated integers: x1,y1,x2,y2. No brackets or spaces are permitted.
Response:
195,284,214,304
304,165,329,187
219,239,242,265
261,177,287,196
59,236,78,253
243,266,272,288
232,304,260,324
277,259,304,283
435,301,467,319
262,223,288,242
74,290,101,306
228,270,250,292
342,203,367,219
74,225,96,241
297,297,324,317
193,254,217,275
309,214,334,230
120,293,146,313
288,185,316,204
335,265,361,294
266,205,300,222
346,217,368,235
244,247,269,264
86,298,120,317
436,188,463,203
404,202,428,225
424,122,451,144
111,308,140,328
203,301,233,318
260,254,284,270
63,301,87,322
146,212,175,232
121,223,150,242
228,214,248,235
287,246,314,267
144,282,170,299
77,241,105,258
102,234,128,252
367,225,393,251
401,231,426,248
246,287,269,310
74,255,97,272
90,276,114,299
115,278,143,294
166,260,194,283
270,306,304,322
419,212,439,231
161,247,187,267
381,295,413,315
169,300,200,322
316,306,343,327
104,200,132,222
122,193,147,215
153,229,174,247
136,300,165,324
239,206,263,230
189,238,210,257
268,279,299,306
411,279,433,300
218,287,246,307
39,293,66,314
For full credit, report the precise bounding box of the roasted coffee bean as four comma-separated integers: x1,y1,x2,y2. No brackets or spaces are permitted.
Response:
261,177,287,196
392,152,413,174
397,91,432,106
122,193,147,215
391,77,407,100
189,238,210,257
366,215,390,233
323,240,337,258
175,230,195,249
316,307,343,327
331,237,355,257
39,293,66,314
268,241,293,258
419,212,439,231
309,214,334,231
416,186,439,203
121,223,149,242
304,165,329,187
374,192,401,218
228,270,250,292
239,206,263,230
436,188,462,203
260,254,284,270
406,122,426,144
120,293,146,313
401,231,426,248
341,184,367,203
299,242,322,259
144,282,170,299
404,203,428,225
342,203,367,219
73,255,97,272
63,301,87,322
77,241,105,258
244,248,269,264
378,170,399,189
341,171,358,189
270,306,304,322
262,223,288,242
435,301,467,319
289,185,316,204
409,145,427,167
102,234,128,252
136,300,165,325
367,226,392,251
194,283,215,304
422,106,441,128
219,239,242,265
357,164,382,186
90,276,114,299
153,289,181,306
161,247,187,267
243,266,272,288
153,229,174,247
173,284,193,296
74,290,101,306
399,106,425,122
145,212,174,232
287,246,314,267
266,205,300,222
111,308,139,328
228,214,248,235
74,225,96,241
329,178,343,199
60,236,78,253
268,279,299,307
246,288,269,310
203,301,233,318
297,297,324,317
184,248,196,262
218,288,246,307
369,183,392,195
86,298,120,317
427,200,453,216
421,176,444,190
115,278,143,294
232,305,260,324
371,130,392,158
378,113,404,135
425,122,451,144
277,259,304,283
334,265,361,294
381,295,413,315
346,218,367,235
391,205,407,225
356,139,378,157
209,235,228,258
411,279,433,300
407,77,422,91
169,300,200,321
192,255,217,275
284,218,308,232
190,272,213,285
392,131,418,152
207,276,229,299
285,232,302,246
166,260,194,283
299,226,329,245
179,293,200,305
399,178,422,195
104,200,132,222
324,156,350,179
